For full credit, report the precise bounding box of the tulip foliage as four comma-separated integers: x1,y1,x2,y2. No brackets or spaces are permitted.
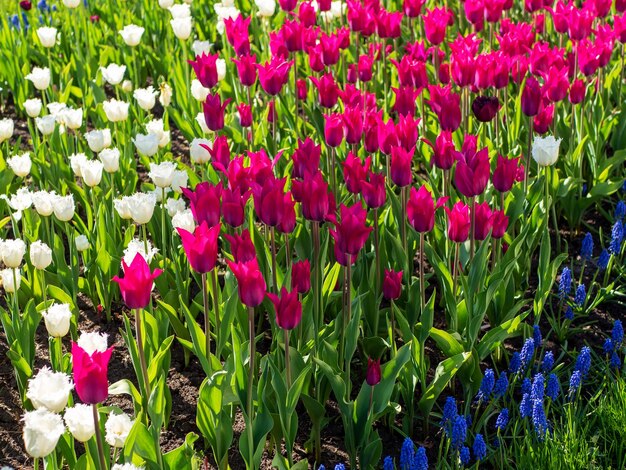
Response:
1,0,626,468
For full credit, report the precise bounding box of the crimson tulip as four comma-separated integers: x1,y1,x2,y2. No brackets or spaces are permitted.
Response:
203,93,231,131
472,96,500,122
454,135,490,198
474,202,494,241
177,222,221,273
310,73,340,108
521,76,542,117
324,113,345,148
182,182,223,228
232,54,257,87
330,203,373,258
205,136,231,173
292,171,334,222
71,342,113,404
423,7,452,45
390,146,414,188
291,260,311,294
445,202,471,243
292,138,321,179
361,171,387,209
343,107,364,145
366,358,382,386
225,229,257,263
428,131,458,170
188,53,220,89
426,85,461,131
492,210,509,239
492,155,521,193
382,269,403,300
267,287,302,330
257,58,293,95
278,192,296,234
224,16,251,56
252,177,287,227
222,187,250,228
407,185,448,233
343,152,371,194
392,86,419,117
237,103,252,128
228,258,267,308
112,253,163,310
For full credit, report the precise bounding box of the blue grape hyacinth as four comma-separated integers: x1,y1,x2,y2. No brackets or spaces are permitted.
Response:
459,446,471,467
603,338,614,355
598,249,610,271
558,267,572,299
542,351,554,373
450,415,467,450
574,284,586,307
495,408,509,430
612,320,624,347
509,352,521,374
564,306,574,321
575,346,591,377
609,221,623,254
610,352,621,370
533,325,542,348
568,370,582,398
414,447,428,470
532,399,549,439
383,456,394,470
521,377,532,396
520,393,532,418
399,437,414,470
441,396,457,432
531,374,545,401
520,338,536,371
476,369,495,402
581,232,593,261
494,372,509,398
473,434,487,461
334,464,345,470
615,200,626,220
546,373,560,400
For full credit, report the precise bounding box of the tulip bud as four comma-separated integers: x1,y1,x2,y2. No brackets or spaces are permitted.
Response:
445,202,471,243
531,135,561,167
75,235,90,252
105,413,134,448
267,287,302,330
366,358,381,386
521,76,541,117
26,367,73,413
1,238,26,268
25,67,51,91
291,260,311,294
64,404,96,443
7,153,32,177
22,409,65,458
119,24,145,46
53,194,75,222
112,253,163,309
36,26,57,48
30,240,52,270
99,148,121,173
103,99,130,122
0,118,14,143
0,268,21,293
177,222,221,273
42,303,72,338
133,86,158,111
227,258,267,307
382,269,403,300
100,64,126,85
23,98,42,118
133,133,159,157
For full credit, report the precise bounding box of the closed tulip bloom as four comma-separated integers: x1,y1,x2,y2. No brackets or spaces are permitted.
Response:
310,73,340,108
1,238,26,268
32,190,55,217
119,24,145,46
382,269,403,300
291,138,321,178
291,260,311,294
225,229,257,263
472,96,500,122
172,209,195,233
85,129,112,153
7,152,32,177
99,148,120,173
361,171,386,209
0,268,21,292
491,210,508,239
190,138,211,163
474,202,494,240
222,187,250,228
177,222,221,273
105,413,134,448
133,86,158,111
237,103,252,127
392,86,419,117
112,253,163,309
25,67,51,90
428,131,458,170
569,79,586,105
343,153,370,194
232,54,258,87
127,192,157,225
77,331,109,355
423,7,452,45
23,98,42,118
182,182,223,228
22,409,65,458
492,155,520,193
390,146,414,187
71,341,113,404
188,53,221,88
228,258,267,307
257,58,292,95
268,287,302,330
292,171,333,222
330,203,373,257
103,99,130,122
324,113,345,147
407,186,447,233
30,240,52,270
27,367,73,413
426,85,461,131
532,135,561,167
454,136,490,197
122,238,158,265
533,104,555,135
36,115,56,135
41,303,72,337
252,177,286,227
36,26,57,47
64,404,95,443
81,160,104,187
75,235,90,252
521,76,542,117
0,118,14,143
224,15,251,56
445,202,471,243
366,358,381,386
133,133,159,157
203,93,231,131
148,161,177,188
100,64,126,85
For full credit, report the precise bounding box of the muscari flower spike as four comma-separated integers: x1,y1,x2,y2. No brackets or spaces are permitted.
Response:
574,284,586,307
450,415,467,451
476,368,495,402
494,372,509,398
580,232,593,261
495,408,509,430
520,338,535,371
574,346,591,377
532,399,548,439
399,437,415,470
509,352,522,374
414,447,428,470
564,306,574,321
546,373,560,400
612,320,624,347
597,249,610,271
521,377,532,395
459,446,471,467
441,396,457,431
610,352,621,370
473,434,487,461
531,373,545,401
603,338,614,355
615,200,626,220
533,325,542,348
609,221,623,254
568,370,582,398
520,393,532,418
558,267,572,299
542,351,554,373
383,456,394,470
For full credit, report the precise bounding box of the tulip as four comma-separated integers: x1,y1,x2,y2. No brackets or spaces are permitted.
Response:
426,85,462,131
237,103,253,127
148,161,177,188
23,98,42,118
423,7,452,45
366,358,381,386
324,113,345,148
190,138,211,163
53,194,75,221
203,93,231,131
228,258,267,307
27,367,74,413
105,413,134,448
30,240,52,270
112,253,163,310
278,192,296,234
474,202,494,241
22,409,65,458
7,153,32,177
77,331,109,355
292,171,334,222
533,104,555,135
25,67,51,90
532,135,561,167
81,160,104,187
35,115,55,135
492,155,520,193
291,137,321,178
472,96,500,122
225,229,257,263
343,153,370,194
232,54,258,87
569,79,586,105
85,129,112,153
100,63,126,85
188,53,221,88
177,222,220,273
75,235,90,252
330,203,373,258
119,25,144,46
521,76,542,117
361,171,386,209
390,146,414,188
310,73,340,108
170,17,192,40
454,136,490,198
103,99,130,122
492,210,509,239
224,16,251,56
42,303,71,338
407,186,447,233
172,209,195,233
257,57,292,95
445,202,471,243
133,86,158,111
207,135,232,172
252,177,287,227
267,287,302,330
36,26,57,48
71,342,113,404
0,118,14,143
392,86,419,117
182,182,223,228
291,260,311,294
382,269,403,300
1,238,26,268
222,187,250,228
0,268,21,293
64,404,96,443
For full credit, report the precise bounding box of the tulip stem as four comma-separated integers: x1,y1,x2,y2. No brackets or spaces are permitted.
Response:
345,254,352,401
525,115,532,195
12,268,19,315
452,243,460,331
247,306,255,464
285,329,291,388
419,232,426,314
374,208,380,293
211,269,220,355
161,188,167,272
92,404,107,470
134,308,151,399
401,187,408,259
202,273,211,370
142,223,149,258
270,226,278,292
390,298,396,357
247,87,255,147
469,196,476,262
284,233,291,273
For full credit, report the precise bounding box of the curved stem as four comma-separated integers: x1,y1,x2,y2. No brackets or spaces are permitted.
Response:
92,404,107,470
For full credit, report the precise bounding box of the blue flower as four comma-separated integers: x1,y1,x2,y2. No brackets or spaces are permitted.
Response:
383,456,394,470
399,437,414,470
541,351,554,373
509,352,521,374
609,221,623,254
564,306,574,321
334,465,345,470
533,325,542,348
520,393,532,418
598,249,610,271
532,399,548,439
574,346,591,377
558,267,572,299
493,437,501,449
450,415,467,450
521,378,532,396
581,233,593,261
495,408,509,430
414,447,428,470
574,284,586,307
441,396,457,431
520,338,535,371
612,320,624,347
603,338,614,355
476,369,495,402
459,446,471,466
531,374,545,401
546,373,560,400
318,466,325,470
473,434,487,461
610,352,621,370
493,372,509,398
615,200,626,220
568,370,582,398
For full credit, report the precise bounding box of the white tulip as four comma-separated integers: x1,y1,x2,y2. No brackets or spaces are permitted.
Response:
166,197,186,217
149,162,177,188
2,187,33,212
159,83,173,107
169,3,191,17
159,0,175,8
99,148,120,173
191,79,210,101
53,194,75,221
100,64,126,86
216,58,226,81
30,240,52,270
47,101,67,117
127,192,157,225
57,107,83,130
64,404,95,443
192,40,211,56
35,115,56,135
25,67,51,91
41,303,72,338
103,99,130,122
255,0,276,16
32,190,56,217
26,367,73,413
105,413,134,448
0,268,21,293
7,153,32,177
0,118,14,143
122,80,133,93
190,138,211,163
77,331,108,355
123,238,159,265
195,112,209,133
119,25,145,46
170,17,192,40
85,129,112,153
75,234,90,252
82,160,104,187
114,198,133,219
145,119,170,147
36,27,57,48
22,409,65,458
172,208,195,233
23,98,43,118
62,0,80,8
133,133,159,157
69,153,88,178
171,170,188,193
133,86,158,111
1,239,26,268
532,135,562,167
